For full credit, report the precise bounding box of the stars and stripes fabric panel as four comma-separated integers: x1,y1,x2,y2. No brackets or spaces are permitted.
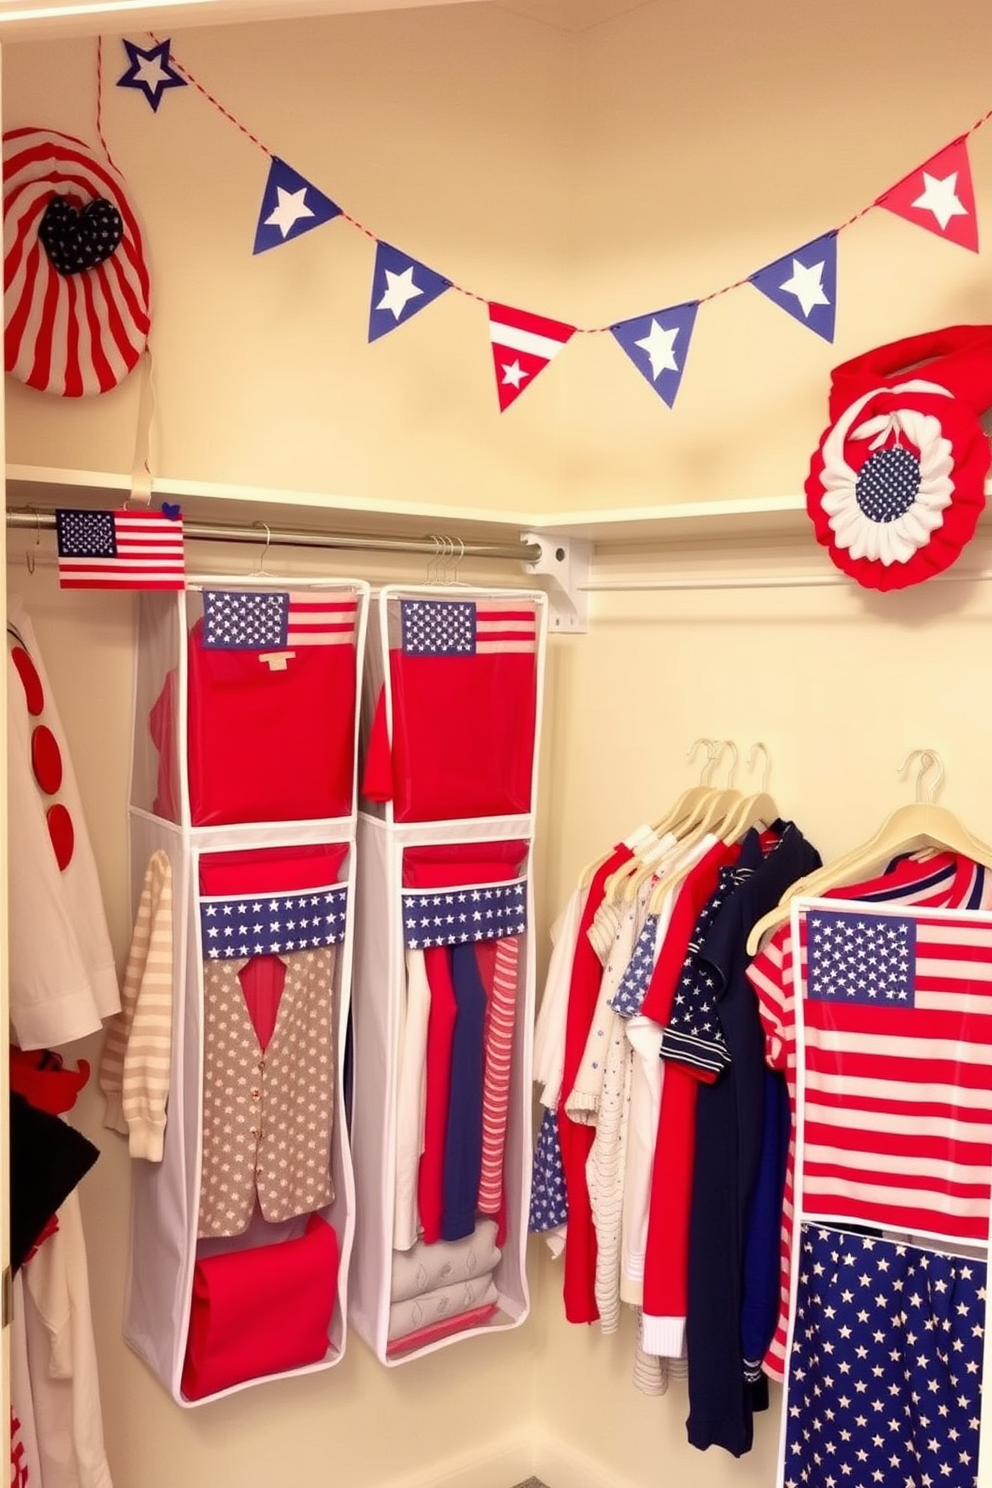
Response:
4,127,151,396
202,588,358,650
199,885,348,959
798,905,992,1243
783,1225,985,1488
402,879,527,950
477,934,520,1217
55,508,185,589
745,855,992,1383
396,597,537,657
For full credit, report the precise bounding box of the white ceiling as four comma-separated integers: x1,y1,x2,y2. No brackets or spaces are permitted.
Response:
0,0,647,41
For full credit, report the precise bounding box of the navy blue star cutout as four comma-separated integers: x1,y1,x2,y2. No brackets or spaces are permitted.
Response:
117,38,187,113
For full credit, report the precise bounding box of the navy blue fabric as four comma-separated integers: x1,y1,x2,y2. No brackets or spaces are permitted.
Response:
684,822,821,1457
441,943,488,1241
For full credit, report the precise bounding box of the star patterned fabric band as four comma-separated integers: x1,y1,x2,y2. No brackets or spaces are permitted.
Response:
402,878,527,950
199,885,348,959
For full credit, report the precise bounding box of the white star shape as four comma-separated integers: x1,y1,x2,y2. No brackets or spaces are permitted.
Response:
911,171,968,232
135,55,171,90
265,186,314,239
779,258,829,318
377,265,424,321
634,319,680,380
501,359,529,389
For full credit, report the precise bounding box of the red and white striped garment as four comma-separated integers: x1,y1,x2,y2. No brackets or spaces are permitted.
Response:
746,852,992,1381
4,127,150,396
477,935,520,1216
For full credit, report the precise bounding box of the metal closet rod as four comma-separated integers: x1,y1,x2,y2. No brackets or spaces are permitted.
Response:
5,507,542,565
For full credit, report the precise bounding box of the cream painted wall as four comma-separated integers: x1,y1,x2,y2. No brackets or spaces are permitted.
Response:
7,2,992,1486
5,0,992,513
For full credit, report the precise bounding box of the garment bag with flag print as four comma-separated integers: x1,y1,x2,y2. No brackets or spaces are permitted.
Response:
361,587,544,822
175,583,366,826
778,897,992,1488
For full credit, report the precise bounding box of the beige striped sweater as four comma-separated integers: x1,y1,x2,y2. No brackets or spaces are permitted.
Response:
99,850,174,1162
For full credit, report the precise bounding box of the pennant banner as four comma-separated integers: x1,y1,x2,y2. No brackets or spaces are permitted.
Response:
877,136,979,253
488,301,575,411
749,230,838,343
252,156,341,254
610,301,698,408
368,241,451,342
55,507,185,590
108,37,992,410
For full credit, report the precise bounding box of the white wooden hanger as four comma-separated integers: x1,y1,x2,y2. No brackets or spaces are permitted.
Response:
644,741,743,913
745,749,992,955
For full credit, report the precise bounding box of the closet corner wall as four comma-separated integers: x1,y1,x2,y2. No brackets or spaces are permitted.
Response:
349,583,548,1364
123,576,370,1405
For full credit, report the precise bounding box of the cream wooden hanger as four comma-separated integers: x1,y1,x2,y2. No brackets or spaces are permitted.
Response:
720,742,778,844
602,738,718,903
614,741,737,906
744,749,992,955
643,741,743,913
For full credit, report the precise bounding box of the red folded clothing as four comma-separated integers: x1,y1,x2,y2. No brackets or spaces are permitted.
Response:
181,1214,339,1400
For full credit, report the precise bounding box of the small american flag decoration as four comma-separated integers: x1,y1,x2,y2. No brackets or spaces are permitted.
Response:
55,507,185,590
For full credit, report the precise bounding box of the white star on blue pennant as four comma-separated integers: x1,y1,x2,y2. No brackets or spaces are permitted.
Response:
252,157,341,255
368,241,451,342
750,230,838,342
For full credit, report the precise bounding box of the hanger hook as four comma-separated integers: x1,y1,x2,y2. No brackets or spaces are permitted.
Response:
747,741,771,791
896,747,944,804
686,737,716,785
443,535,455,585
453,536,465,584
251,520,272,576
716,738,738,787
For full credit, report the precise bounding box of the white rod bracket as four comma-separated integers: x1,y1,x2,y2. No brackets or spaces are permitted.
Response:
521,532,591,634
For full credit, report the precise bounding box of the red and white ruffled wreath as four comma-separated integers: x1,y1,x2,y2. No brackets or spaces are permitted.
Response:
805,327,992,591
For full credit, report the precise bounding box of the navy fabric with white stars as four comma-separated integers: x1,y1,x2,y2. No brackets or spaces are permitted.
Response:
660,863,754,1077
529,1108,568,1232
400,599,477,656
39,195,123,276
608,913,660,1019
854,447,922,524
56,509,116,559
402,880,527,949
199,886,347,958
784,1224,985,1488
808,909,915,1005
202,589,289,650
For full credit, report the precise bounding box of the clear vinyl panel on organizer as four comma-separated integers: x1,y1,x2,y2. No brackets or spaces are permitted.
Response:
778,897,992,1488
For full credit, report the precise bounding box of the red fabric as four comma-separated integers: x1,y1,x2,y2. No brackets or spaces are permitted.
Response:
237,956,287,1052
31,723,63,794
385,1302,499,1358
10,1047,89,1115
186,618,357,825
11,644,44,715
640,843,738,1325
806,325,992,592
360,645,537,821
198,843,349,896
558,845,632,1324
402,840,528,890
148,668,181,821
181,1214,339,1400
417,947,459,1245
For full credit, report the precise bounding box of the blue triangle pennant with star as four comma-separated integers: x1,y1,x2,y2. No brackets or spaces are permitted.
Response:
610,300,698,408
749,231,838,342
368,242,452,343
252,157,341,255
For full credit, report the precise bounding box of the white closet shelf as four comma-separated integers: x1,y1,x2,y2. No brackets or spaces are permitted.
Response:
11,465,992,556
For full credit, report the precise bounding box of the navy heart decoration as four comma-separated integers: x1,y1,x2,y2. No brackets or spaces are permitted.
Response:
39,194,123,276
161,503,182,521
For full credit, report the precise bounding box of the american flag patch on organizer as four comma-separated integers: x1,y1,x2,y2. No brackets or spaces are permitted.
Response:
202,589,358,649
798,904,992,1242
399,598,537,657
